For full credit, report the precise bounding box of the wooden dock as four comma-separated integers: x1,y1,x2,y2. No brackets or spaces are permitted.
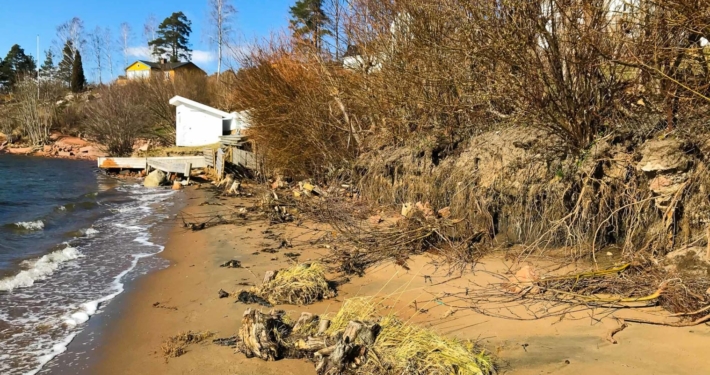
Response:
97,156,207,175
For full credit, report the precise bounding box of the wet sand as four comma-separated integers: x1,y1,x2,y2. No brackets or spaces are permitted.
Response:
88,186,710,375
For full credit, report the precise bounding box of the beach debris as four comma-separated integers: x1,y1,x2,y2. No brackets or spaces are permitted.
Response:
236,290,272,307
213,336,239,347
235,264,335,307
160,331,214,362
218,289,230,299
606,321,628,344
172,181,183,190
152,302,178,311
235,297,496,375
220,260,242,268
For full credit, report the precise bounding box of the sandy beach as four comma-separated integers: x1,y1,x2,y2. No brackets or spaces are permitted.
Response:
86,185,710,375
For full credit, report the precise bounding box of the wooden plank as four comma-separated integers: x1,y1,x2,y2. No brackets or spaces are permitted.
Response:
232,148,258,169
216,149,225,177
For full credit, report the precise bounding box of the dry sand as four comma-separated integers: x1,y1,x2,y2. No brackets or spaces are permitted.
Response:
90,186,710,375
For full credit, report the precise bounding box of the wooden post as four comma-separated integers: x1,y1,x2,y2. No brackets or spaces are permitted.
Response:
184,162,191,183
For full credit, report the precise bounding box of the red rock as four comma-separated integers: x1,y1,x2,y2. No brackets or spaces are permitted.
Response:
8,147,33,154
43,145,52,152
368,215,383,225
58,151,72,157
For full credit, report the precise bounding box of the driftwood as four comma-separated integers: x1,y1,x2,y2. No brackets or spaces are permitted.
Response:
236,309,381,374
237,309,288,360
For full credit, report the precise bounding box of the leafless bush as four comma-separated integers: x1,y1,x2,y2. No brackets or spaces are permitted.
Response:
84,84,149,156
10,79,64,146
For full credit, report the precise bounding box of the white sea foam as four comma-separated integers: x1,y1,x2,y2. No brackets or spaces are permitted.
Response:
26,333,77,375
14,220,45,231
0,245,83,291
83,228,99,236
57,205,67,211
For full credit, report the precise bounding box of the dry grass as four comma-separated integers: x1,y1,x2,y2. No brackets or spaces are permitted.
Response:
254,263,334,306
160,331,214,361
325,297,495,375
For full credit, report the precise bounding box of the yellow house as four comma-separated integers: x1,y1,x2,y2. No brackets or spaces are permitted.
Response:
122,59,206,81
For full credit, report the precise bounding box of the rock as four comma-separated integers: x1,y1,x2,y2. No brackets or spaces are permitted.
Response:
636,139,690,173
415,201,435,217
218,289,229,298
138,142,151,152
172,181,183,190
508,265,540,294
118,170,131,176
401,202,414,217
438,206,451,219
79,146,93,153
143,170,167,187
42,145,52,152
368,215,383,225
57,151,73,157
8,147,33,154
664,247,710,276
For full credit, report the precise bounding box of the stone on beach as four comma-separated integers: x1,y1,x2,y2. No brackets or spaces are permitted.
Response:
144,170,167,187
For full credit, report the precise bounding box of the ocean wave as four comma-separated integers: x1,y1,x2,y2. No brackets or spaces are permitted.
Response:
0,245,83,291
14,220,45,231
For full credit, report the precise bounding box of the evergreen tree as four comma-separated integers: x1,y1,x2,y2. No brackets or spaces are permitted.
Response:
40,50,56,80
0,44,36,88
71,50,86,93
57,41,74,84
289,0,329,52
148,12,193,62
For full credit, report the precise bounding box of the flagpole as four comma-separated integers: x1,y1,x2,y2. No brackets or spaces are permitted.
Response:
37,35,40,99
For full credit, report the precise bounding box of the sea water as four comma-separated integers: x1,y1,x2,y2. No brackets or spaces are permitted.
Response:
0,155,179,374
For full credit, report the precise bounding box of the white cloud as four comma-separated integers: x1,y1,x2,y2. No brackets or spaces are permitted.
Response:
126,46,151,59
191,50,216,64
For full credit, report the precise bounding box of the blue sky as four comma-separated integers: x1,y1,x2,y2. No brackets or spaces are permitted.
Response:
0,0,294,81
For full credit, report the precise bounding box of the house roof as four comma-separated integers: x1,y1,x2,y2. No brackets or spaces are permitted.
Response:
169,96,235,118
125,60,205,73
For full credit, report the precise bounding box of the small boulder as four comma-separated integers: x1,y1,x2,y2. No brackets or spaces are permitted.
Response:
42,145,52,152
438,206,452,219
143,170,167,187
172,181,183,190
636,139,690,173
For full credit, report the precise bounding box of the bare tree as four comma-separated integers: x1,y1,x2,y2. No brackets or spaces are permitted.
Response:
88,26,104,84
55,17,86,56
144,14,158,60
207,0,238,77
326,0,348,59
119,22,133,70
103,27,115,80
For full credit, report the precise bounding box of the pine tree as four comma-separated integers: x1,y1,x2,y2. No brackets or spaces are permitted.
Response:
0,44,36,88
57,41,74,84
289,0,330,53
71,50,86,93
40,50,56,80
148,12,193,62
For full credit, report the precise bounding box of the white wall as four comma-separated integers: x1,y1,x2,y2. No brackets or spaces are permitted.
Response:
176,105,224,146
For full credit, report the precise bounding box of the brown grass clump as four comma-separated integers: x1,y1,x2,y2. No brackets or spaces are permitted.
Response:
324,297,496,375
250,263,335,306
160,331,214,361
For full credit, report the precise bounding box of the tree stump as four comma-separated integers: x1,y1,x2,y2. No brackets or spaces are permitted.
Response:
237,309,283,360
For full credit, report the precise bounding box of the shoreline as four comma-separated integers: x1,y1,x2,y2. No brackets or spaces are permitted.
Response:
56,185,710,375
